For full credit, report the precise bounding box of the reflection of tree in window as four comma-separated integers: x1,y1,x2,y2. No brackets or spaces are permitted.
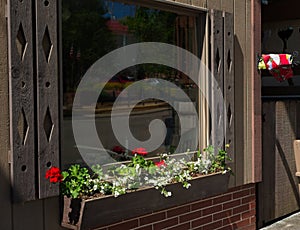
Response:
121,7,177,84
62,0,116,92
61,1,201,166
122,7,177,43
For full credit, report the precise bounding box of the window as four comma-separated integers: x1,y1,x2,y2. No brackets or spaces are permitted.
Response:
61,0,206,168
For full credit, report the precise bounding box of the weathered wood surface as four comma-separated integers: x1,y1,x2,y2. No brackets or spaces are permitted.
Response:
8,0,60,202
223,12,234,163
210,9,224,150
0,0,12,227
8,0,36,202
62,173,230,230
274,101,299,218
207,0,254,188
210,10,235,162
252,0,262,183
258,101,276,226
234,0,247,186
36,0,60,198
2,0,258,229
258,100,300,226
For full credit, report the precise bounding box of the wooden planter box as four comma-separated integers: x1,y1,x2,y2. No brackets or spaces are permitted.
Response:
61,172,230,230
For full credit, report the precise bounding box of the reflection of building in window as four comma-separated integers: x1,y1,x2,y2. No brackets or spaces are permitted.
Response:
62,0,203,168
106,19,136,47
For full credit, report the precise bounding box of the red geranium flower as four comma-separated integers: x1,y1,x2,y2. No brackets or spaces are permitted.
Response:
132,147,148,156
155,160,166,167
45,166,63,183
112,146,125,154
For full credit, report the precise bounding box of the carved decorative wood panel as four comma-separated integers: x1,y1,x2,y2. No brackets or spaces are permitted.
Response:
8,0,59,201
223,12,234,160
210,10,224,149
210,10,234,155
35,0,59,198
8,0,36,202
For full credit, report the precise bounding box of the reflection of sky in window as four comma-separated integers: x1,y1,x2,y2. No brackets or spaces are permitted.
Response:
103,1,135,19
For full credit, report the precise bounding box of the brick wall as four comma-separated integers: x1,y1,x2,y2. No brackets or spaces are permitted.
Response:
97,183,256,230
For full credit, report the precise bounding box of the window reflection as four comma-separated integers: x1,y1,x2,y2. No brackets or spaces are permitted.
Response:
62,0,201,168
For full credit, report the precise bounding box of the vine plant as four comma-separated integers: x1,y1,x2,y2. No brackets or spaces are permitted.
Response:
45,146,232,199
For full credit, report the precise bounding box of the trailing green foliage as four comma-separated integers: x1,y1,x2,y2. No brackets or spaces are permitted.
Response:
54,146,232,199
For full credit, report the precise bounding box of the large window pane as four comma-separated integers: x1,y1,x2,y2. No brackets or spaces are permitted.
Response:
62,0,202,168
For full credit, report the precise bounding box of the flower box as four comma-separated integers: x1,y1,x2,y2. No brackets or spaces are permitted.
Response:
61,171,230,230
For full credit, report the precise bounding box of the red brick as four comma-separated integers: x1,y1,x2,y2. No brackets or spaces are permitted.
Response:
108,219,139,230
241,184,254,190
179,210,202,223
167,205,190,218
213,194,233,205
250,201,256,210
233,204,250,215
235,218,250,228
140,212,166,225
218,225,234,230
250,187,256,195
202,205,222,216
166,222,190,230
242,195,255,204
213,210,232,221
240,224,256,230
153,217,178,230
228,184,251,193
202,220,223,230
191,199,212,211
250,216,256,224
242,209,256,219
223,214,241,226
135,225,152,230
228,186,239,193
191,215,212,228
223,200,241,210
233,189,250,199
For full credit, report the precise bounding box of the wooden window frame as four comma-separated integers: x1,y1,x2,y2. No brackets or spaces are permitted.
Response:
8,0,236,202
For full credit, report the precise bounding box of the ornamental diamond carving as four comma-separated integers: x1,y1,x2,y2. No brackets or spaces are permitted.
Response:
227,104,232,127
16,23,27,60
17,108,29,145
44,107,53,142
216,48,221,73
227,50,232,72
42,26,53,62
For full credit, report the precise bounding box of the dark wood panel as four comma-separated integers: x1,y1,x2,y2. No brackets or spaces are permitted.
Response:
223,12,234,162
36,0,60,198
44,197,66,230
210,9,224,150
233,0,246,186
252,0,262,183
262,86,300,97
62,173,230,230
297,101,300,139
274,101,299,218
259,100,300,227
13,200,44,230
0,0,12,227
258,101,276,226
8,0,36,202
262,0,300,22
